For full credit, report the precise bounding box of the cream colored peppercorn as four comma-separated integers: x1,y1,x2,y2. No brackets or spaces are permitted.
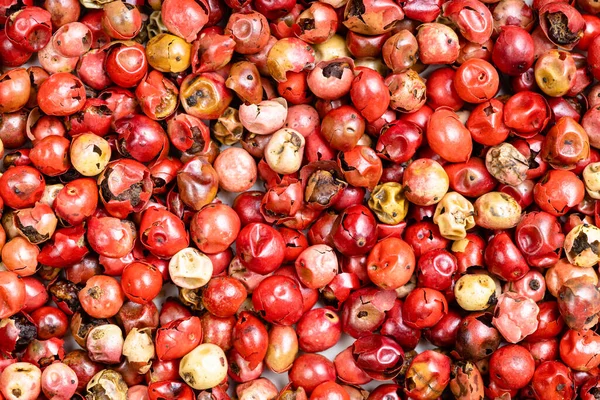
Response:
454,274,497,311
179,343,228,390
433,192,475,240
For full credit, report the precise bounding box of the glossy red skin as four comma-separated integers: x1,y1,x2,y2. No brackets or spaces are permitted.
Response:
579,377,600,400
504,91,551,138
155,316,202,361
191,30,236,74
115,114,168,163
402,288,448,329
167,114,210,155
350,68,390,123
455,312,502,361
225,11,270,55
426,107,472,163
547,97,583,125
116,301,159,335
158,298,192,326
533,170,585,216
505,269,546,303
451,234,485,274
416,248,457,291
538,2,585,50
228,347,264,382
279,228,309,262
485,380,518,399
274,265,319,314
121,262,163,304
527,301,565,342
38,225,89,267
321,105,365,152
333,347,372,386
557,277,600,331
330,205,378,257
376,120,423,164
279,71,313,105
422,309,461,349
485,232,529,281
67,98,113,137
366,237,415,290
232,311,268,370
296,308,341,353
515,211,564,268
232,192,266,226
531,361,576,400
578,14,600,51
86,216,136,259
255,0,295,20
0,30,32,68
0,0,33,25
261,178,304,223
99,251,134,276
304,130,336,163
105,43,148,88
77,49,112,90
0,313,36,354
567,54,593,97
511,67,537,93
493,26,535,76
289,354,336,394
522,338,559,367
309,382,349,400
148,381,195,400
321,272,361,311
252,275,304,325
200,313,235,351
352,334,404,380
467,99,510,146
425,68,464,111
0,166,45,209
30,306,68,340
417,23,460,64
332,186,366,212
149,157,182,195
139,208,189,259
346,31,389,58
444,157,497,198
403,221,449,258
442,0,492,44
162,0,208,42
380,299,421,350
98,87,139,126
270,6,302,39
293,2,338,44
21,277,48,314
236,223,285,274
202,276,247,317
78,275,124,319
541,116,590,170
37,73,86,116
63,350,101,392
147,359,180,385
454,58,499,104
135,71,179,120
341,287,395,338
489,344,536,390
5,6,52,52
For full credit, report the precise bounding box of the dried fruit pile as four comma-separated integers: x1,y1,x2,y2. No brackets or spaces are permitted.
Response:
1,0,600,398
